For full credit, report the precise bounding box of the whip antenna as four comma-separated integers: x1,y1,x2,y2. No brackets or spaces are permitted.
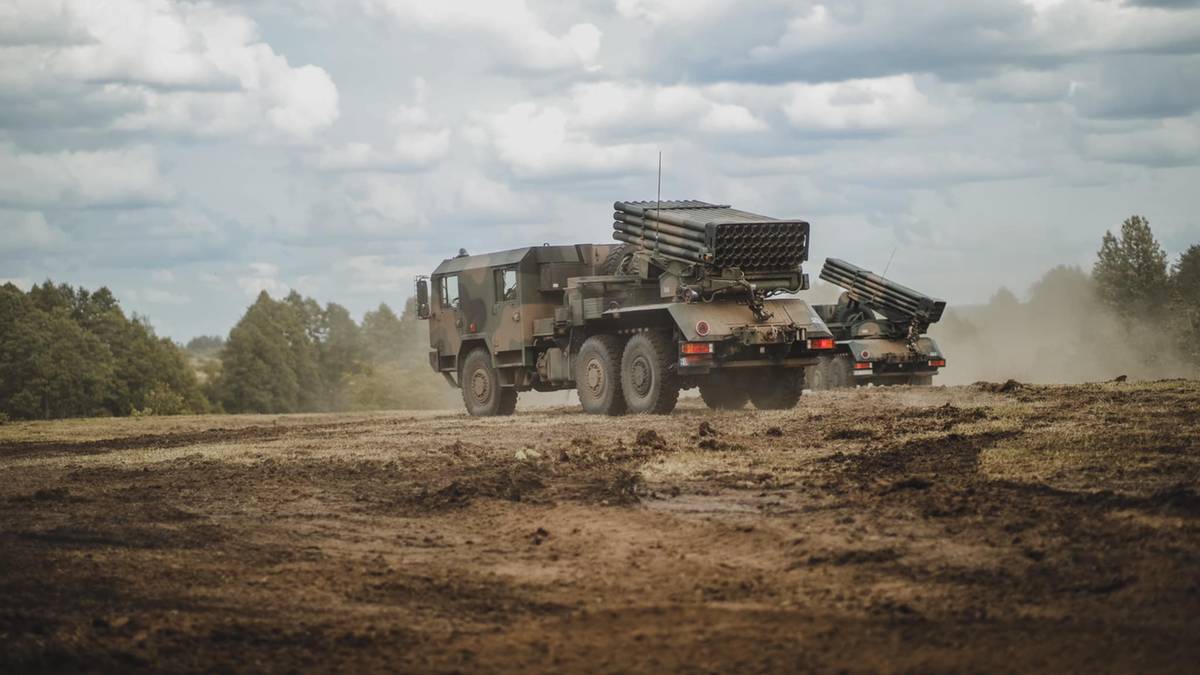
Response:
881,246,897,281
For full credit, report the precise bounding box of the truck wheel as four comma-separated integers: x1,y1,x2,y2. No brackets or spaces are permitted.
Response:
576,335,626,416
909,375,933,386
460,348,516,416
829,355,855,389
806,357,834,391
699,374,749,410
603,244,636,275
621,332,679,414
749,369,805,410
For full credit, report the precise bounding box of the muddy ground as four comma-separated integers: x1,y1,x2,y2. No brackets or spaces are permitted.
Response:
1,380,1198,673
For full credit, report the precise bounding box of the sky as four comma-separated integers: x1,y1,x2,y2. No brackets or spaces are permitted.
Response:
2,0,1199,341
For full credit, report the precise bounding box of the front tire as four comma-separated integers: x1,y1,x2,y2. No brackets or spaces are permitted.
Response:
621,332,679,415
460,348,517,416
749,369,805,410
576,335,626,415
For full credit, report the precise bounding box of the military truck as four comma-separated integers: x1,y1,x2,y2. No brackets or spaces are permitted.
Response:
805,258,947,389
415,200,836,416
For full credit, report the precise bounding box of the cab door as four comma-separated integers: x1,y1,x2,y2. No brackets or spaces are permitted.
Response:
492,266,523,355
431,273,462,366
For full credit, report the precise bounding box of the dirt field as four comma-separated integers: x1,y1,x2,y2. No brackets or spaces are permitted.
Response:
2,380,1199,673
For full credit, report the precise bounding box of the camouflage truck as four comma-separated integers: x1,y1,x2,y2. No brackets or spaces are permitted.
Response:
805,258,947,389
415,200,837,416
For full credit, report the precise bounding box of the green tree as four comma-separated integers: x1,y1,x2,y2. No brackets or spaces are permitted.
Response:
1171,245,1200,303
316,302,363,410
217,292,301,413
361,303,406,362
1169,245,1200,370
1093,215,1170,316
1,282,205,419
0,286,115,420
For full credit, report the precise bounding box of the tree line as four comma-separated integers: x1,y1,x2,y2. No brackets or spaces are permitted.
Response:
0,284,447,420
934,215,1199,383
206,290,450,414
0,282,206,419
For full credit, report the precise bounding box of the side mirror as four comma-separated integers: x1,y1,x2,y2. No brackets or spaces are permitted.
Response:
416,277,430,320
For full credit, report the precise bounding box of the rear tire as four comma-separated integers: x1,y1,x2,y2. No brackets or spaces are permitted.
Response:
576,335,626,415
749,369,805,410
460,348,516,416
806,356,834,391
621,332,679,414
699,373,749,410
829,355,855,389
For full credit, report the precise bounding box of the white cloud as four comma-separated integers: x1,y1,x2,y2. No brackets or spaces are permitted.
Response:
0,277,32,290
473,80,775,178
364,0,602,71
783,75,948,133
614,0,742,24
698,104,769,133
570,81,768,135
0,145,173,208
0,210,66,252
1082,116,1200,167
140,287,190,304
341,255,425,291
477,102,656,179
971,68,1071,103
237,262,289,296
0,0,339,141
313,79,451,171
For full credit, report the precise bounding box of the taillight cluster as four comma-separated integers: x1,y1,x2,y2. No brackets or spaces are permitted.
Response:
808,337,835,350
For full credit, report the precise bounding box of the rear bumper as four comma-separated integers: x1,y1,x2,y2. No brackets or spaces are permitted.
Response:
852,362,939,381
679,355,819,374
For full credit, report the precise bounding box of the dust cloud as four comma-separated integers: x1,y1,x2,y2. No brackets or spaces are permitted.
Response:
927,266,1192,385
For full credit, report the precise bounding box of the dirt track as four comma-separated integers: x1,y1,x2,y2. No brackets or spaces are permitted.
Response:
2,380,1199,673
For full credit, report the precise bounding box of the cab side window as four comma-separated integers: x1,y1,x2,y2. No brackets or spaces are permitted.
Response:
440,275,459,309
495,267,517,302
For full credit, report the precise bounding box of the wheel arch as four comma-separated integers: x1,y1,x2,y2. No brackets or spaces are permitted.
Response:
457,337,491,367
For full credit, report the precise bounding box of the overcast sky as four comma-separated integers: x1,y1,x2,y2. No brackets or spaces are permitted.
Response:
2,0,1199,340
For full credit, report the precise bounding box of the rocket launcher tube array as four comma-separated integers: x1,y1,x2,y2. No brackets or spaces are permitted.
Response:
819,257,946,324
611,200,811,272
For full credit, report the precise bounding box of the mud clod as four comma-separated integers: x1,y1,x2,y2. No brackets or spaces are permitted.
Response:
634,429,668,450
974,379,1025,393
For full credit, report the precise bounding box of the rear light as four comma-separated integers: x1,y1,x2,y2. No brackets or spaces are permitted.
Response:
808,337,835,350
929,359,946,368
853,362,872,370
681,342,714,355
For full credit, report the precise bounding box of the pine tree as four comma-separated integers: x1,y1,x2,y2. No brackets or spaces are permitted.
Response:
218,293,300,413
1169,245,1200,370
1093,215,1170,316
361,303,405,362
316,302,363,410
